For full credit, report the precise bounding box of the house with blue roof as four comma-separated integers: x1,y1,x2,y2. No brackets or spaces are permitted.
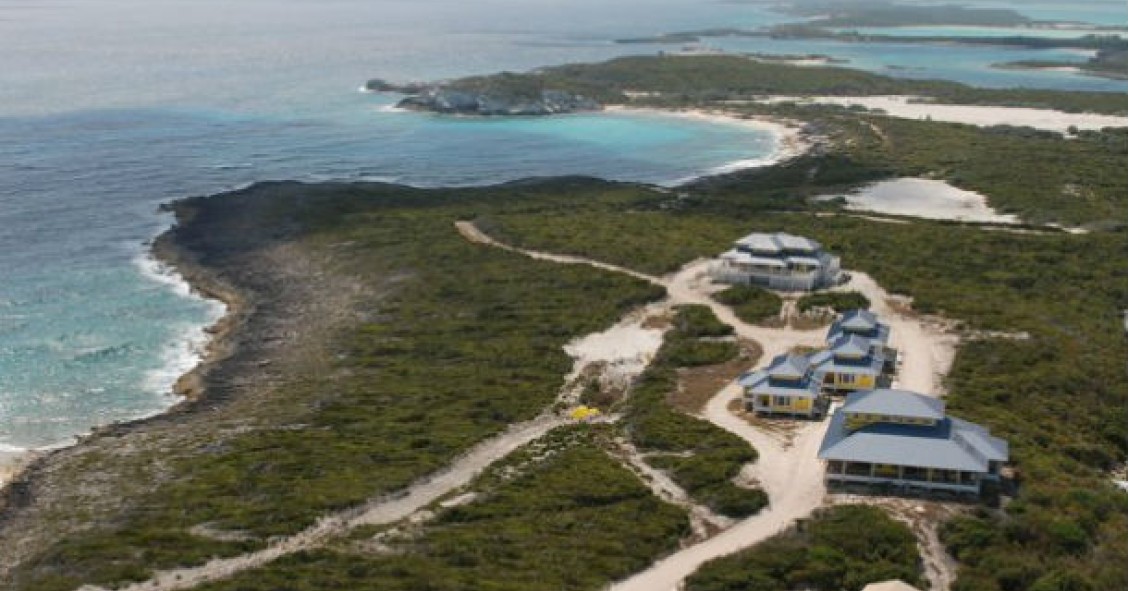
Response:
819,389,1009,494
739,353,828,418
809,333,890,393
713,232,842,292
826,309,898,374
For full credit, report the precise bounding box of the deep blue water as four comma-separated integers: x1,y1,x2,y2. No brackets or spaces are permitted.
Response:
0,0,1124,451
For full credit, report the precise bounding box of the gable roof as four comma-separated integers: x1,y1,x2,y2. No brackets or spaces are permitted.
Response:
842,389,945,421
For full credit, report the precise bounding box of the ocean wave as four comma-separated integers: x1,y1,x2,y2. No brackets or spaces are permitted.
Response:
140,321,214,396
0,443,28,454
132,250,226,398
662,156,776,187
376,104,409,114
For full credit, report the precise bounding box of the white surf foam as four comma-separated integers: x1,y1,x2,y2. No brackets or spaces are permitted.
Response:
133,250,226,398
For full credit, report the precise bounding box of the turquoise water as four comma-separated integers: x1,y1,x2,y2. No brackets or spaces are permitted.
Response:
0,0,1123,451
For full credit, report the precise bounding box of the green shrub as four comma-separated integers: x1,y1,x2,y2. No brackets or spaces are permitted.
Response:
713,285,783,324
797,291,871,313
687,505,924,591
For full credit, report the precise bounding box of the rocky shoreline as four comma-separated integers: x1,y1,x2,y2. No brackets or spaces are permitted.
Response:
0,182,356,580
366,78,603,116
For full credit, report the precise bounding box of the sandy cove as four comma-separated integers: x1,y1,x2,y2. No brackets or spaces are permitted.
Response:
604,106,813,180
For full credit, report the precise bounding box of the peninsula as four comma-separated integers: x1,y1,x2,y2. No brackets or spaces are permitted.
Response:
3,53,1128,591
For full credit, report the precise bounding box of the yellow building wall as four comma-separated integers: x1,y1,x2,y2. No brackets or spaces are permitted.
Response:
828,373,875,391
757,396,815,414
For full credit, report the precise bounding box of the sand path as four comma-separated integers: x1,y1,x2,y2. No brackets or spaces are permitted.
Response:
456,221,959,590
79,242,669,591
834,272,958,396
87,223,957,591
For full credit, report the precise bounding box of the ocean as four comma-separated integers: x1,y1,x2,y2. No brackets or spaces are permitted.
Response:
0,0,1124,452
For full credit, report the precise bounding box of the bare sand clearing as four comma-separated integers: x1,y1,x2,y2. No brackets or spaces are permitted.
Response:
563,307,667,392
756,95,1128,133
825,177,1021,225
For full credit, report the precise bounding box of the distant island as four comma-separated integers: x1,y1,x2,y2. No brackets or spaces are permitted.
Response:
996,47,1128,81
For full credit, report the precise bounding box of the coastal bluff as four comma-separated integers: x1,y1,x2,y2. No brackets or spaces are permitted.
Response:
366,75,603,116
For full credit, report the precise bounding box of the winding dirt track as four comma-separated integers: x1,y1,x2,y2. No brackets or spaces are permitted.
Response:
81,222,958,591
456,221,959,591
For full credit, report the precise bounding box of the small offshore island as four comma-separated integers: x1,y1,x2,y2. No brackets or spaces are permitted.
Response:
3,43,1128,591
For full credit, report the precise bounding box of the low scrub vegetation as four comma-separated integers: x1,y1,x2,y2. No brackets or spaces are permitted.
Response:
712,285,783,324
797,291,870,313
626,306,767,518
686,505,924,591
195,426,690,591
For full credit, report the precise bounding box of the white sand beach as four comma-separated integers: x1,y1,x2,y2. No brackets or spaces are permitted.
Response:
605,106,812,182
824,177,1021,224
755,95,1128,133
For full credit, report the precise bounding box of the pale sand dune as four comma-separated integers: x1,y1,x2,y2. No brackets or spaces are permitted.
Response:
755,95,1128,133
826,178,1021,225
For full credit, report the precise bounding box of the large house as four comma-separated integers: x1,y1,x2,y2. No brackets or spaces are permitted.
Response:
819,389,1009,494
713,232,842,291
809,334,889,393
739,353,828,418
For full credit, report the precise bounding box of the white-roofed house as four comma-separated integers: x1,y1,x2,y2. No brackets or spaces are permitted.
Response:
713,232,842,291
739,353,828,418
819,389,1009,495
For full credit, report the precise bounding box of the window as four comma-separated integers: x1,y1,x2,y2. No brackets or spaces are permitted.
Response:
774,396,790,407
839,374,856,385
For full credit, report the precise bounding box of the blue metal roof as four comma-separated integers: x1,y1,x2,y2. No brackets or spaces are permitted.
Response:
818,411,1006,472
827,316,891,347
809,348,883,377
842,389,945,421
739,354,821,399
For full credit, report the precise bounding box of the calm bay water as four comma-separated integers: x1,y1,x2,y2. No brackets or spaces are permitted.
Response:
0,0,1123,451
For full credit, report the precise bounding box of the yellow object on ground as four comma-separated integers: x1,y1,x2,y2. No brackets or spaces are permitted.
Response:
569,405,602,421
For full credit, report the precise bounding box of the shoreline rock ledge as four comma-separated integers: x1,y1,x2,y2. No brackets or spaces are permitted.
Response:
366,78,603,116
